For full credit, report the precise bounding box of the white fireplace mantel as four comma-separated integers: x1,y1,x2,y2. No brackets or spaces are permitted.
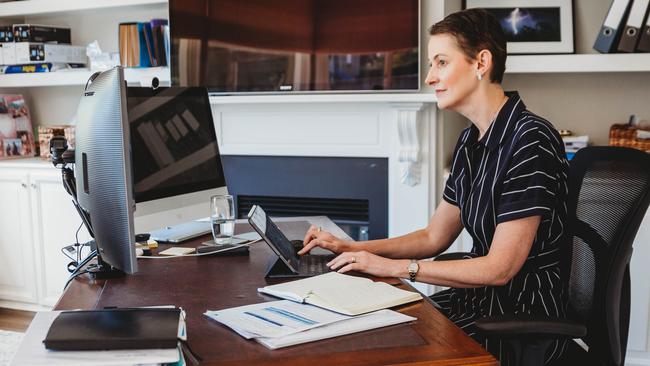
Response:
210,93,438,238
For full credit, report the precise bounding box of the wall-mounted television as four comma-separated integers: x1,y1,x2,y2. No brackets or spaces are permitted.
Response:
169,0,420,94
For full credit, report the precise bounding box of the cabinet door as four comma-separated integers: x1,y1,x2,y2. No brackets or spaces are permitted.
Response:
29,170,91,307
0,169,37,304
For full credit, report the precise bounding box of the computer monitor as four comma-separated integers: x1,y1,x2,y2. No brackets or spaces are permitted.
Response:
75,66,137,275
125,87,227,232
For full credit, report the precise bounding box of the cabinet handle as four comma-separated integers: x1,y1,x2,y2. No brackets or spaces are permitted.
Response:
21,182,27,188
31,183,37,189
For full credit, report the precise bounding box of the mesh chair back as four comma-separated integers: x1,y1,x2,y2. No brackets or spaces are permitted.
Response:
565,147,650,366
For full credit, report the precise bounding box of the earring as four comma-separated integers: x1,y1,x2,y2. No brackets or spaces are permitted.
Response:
476,72,482,81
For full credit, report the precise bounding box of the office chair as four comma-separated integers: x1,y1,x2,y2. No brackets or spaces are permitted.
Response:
436,146,650,366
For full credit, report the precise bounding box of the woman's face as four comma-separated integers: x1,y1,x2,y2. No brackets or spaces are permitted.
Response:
425,34,479,110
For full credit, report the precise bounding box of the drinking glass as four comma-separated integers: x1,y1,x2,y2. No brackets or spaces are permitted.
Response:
210,194,235,244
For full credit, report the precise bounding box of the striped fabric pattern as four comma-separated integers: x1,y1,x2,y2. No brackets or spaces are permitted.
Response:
431,91,570,364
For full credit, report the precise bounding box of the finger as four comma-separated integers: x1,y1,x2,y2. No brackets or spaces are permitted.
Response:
326,253,345,269
328,253,353,269
298,238,333,255
337,263,357,274
297,240,318,255
303,226,318,244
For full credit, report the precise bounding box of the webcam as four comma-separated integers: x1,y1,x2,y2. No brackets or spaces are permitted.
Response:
151,77,160,90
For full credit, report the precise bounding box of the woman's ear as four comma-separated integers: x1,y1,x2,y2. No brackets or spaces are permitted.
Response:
475,49,492,81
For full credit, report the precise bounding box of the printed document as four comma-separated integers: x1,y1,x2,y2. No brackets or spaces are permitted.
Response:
204,300,352,339
256,309,416,350
258,272,422,315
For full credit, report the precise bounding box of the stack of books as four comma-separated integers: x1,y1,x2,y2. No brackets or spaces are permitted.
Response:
119,19,170,68
562,135,589,160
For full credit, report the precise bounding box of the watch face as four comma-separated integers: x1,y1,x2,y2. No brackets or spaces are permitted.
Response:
408,262,418,273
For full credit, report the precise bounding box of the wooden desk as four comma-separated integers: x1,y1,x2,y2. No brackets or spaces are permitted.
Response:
55,217,497,366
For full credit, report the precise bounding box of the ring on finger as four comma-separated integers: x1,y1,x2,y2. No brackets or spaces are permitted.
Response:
351,257,356,263
317,226,322,233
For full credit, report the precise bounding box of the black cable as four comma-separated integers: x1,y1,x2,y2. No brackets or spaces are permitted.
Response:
61,246,76,262
63,269,89,291
63,250,97,291
75,221,83,264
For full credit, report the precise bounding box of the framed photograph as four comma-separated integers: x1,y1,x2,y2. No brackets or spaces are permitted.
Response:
465,0,574,54
0,95,35,160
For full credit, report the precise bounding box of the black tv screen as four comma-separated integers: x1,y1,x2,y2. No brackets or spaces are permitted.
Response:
169,0,419,94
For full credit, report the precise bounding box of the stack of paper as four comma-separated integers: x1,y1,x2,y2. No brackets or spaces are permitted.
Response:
258,272,423,316
205,300,415,350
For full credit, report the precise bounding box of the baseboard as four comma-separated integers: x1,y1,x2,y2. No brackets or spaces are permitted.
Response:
0,300,51,312
627,351,650,366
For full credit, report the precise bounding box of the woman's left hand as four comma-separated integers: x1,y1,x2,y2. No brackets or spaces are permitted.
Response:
327,251,404,278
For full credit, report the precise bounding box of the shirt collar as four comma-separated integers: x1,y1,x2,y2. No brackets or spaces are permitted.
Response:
467,91,526,151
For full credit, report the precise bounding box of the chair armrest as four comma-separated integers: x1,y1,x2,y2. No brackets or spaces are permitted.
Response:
475,314,587,339
433,252,472,261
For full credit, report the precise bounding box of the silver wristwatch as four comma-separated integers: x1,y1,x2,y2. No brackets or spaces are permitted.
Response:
408,260,419,282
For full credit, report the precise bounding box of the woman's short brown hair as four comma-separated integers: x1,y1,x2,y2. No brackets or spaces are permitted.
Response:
429,8,507,83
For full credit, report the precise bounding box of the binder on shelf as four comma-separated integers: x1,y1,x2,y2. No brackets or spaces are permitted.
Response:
637,5,650,51
617,0,650,52
594,0,633,53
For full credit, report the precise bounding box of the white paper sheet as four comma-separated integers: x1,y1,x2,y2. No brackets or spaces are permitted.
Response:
256,309,416,350
204,300,352,339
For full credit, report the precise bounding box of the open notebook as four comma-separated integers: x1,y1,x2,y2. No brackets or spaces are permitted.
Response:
258,272,422,316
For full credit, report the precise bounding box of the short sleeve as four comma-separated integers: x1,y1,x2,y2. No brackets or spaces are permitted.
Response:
443,132,467,206
496,130,561,224
443,172,458,206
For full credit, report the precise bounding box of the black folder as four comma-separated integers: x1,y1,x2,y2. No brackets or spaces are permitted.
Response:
617,0,650,52
594,0,633,53
43,308,181,351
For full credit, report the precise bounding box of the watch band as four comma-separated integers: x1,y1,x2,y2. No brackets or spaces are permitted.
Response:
409,259,418,282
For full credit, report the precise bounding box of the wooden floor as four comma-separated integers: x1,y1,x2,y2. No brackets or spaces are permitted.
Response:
0,308,35,332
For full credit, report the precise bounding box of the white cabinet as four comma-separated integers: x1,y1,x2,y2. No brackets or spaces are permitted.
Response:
29,170,91,307
0,161,90,309
0,169,38,305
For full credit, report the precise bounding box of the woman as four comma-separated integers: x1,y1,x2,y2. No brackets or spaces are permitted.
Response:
299,8,569,364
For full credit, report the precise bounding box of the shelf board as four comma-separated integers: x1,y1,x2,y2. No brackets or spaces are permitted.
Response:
0,67,170,88
0,0,167,17
209,93,437,104
506,53,650,73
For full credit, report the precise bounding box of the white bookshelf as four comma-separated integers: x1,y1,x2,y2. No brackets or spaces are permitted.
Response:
0,0,166,17
506,53,650,74
0,67,170,87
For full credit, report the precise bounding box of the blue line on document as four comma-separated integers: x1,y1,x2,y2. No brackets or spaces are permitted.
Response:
244,311,283,327
264,307,318,325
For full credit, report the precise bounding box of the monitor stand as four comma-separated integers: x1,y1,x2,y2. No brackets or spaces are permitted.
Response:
86,256,125,279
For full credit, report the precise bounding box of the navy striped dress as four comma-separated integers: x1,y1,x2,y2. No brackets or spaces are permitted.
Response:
430,91,569,364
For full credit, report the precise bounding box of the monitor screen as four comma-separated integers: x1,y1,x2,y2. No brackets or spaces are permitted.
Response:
126,87,226,204
169,0,420,93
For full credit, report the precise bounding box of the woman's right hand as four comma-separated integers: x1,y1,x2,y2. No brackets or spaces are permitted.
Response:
298,225,352,255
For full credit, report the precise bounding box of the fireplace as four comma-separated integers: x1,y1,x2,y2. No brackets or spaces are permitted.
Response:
221,155,388,241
